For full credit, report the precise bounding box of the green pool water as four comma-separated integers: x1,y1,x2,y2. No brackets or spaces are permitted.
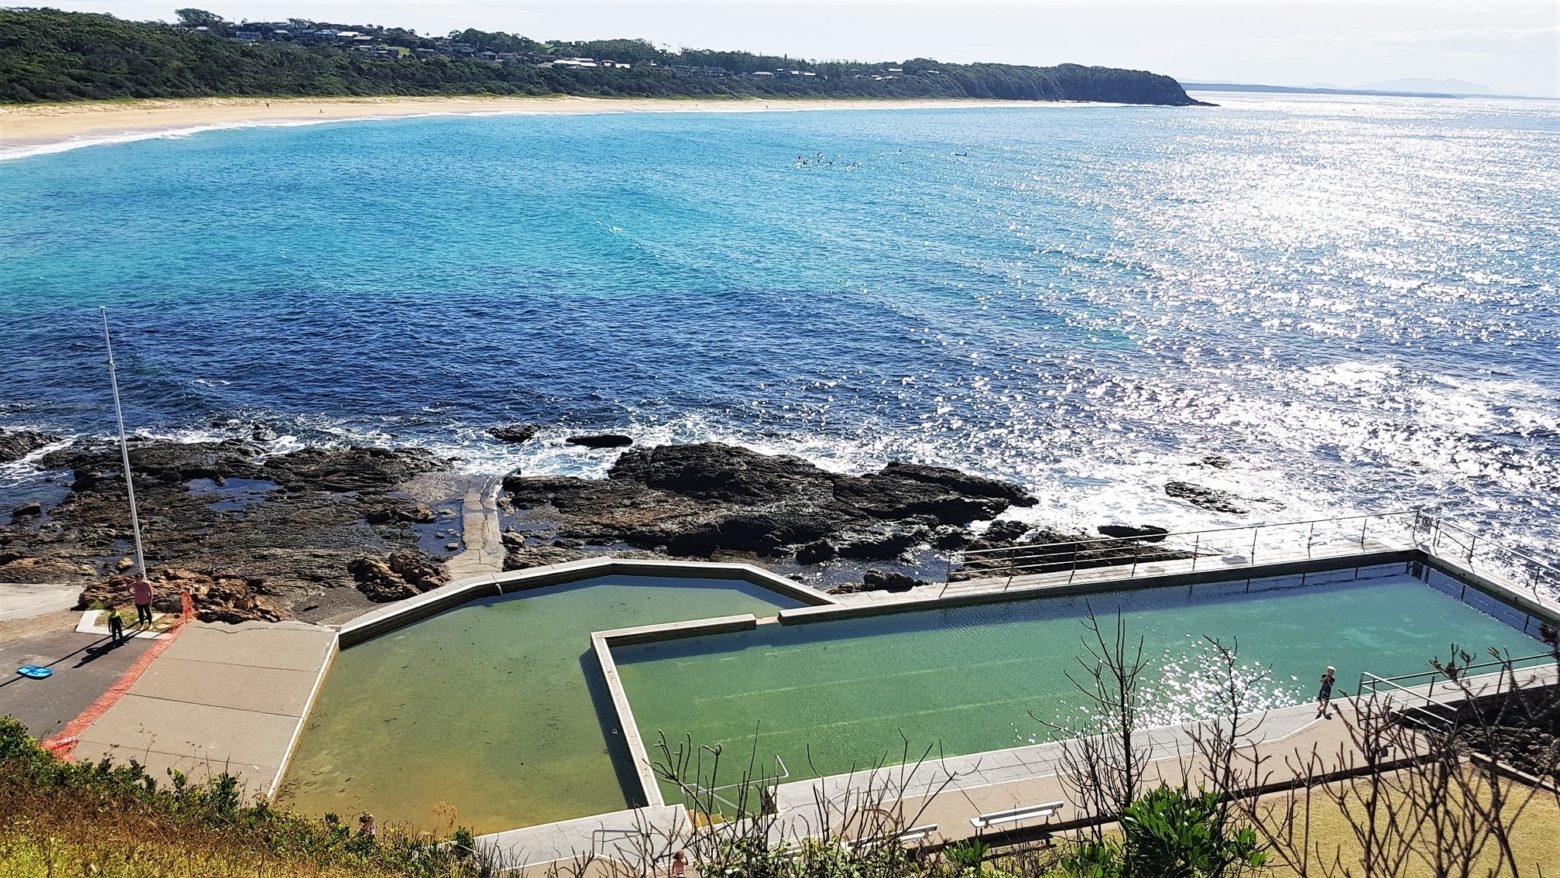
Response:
613,572,1542,801
277,575,804,832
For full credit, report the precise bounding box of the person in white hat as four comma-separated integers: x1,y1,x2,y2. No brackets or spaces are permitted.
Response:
1316,666,1337,718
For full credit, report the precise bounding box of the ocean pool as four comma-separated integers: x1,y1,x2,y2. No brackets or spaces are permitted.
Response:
277,574,805,832
612,568,1544,802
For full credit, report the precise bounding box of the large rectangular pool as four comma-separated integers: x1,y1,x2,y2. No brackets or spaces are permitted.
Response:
612,567,1543,800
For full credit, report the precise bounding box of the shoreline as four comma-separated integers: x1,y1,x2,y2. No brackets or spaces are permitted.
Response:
0,94,1113,159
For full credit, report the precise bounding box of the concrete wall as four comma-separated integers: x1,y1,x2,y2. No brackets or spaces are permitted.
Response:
337,556,837,647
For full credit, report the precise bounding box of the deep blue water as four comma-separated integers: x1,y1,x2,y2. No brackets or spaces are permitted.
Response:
2,93,1558,559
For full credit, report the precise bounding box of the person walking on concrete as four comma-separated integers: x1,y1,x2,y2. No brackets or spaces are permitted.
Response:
131,578,154,626
106,606,125,642
1316,666,1337,719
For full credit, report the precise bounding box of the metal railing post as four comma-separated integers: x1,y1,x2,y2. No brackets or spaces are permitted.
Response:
1191,534,1200,571
1467,535,1477,563
1250,526,1260,564
1068,544,1080,583
1130,540,1141,578
1361,516,1369,547
1306,521,1315,558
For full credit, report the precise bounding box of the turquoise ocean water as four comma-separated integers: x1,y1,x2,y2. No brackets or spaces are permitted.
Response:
2,93,1558,569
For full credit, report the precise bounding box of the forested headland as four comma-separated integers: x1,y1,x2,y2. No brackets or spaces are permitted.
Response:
0,9,1207,105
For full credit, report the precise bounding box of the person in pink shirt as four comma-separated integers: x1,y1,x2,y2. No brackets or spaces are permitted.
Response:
131,578,154,626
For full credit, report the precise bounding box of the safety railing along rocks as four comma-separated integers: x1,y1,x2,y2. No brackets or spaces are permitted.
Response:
941,510,1560,607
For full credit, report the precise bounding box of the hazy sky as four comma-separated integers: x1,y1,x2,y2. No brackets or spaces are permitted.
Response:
48,0,1560,97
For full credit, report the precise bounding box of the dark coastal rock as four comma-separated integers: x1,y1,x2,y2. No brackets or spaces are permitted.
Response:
3,439,450,620
1198,454,1234,469
981,520,1033,544
951,524,1193,581
500,539,662,572
261,446,443,493
860,570,925,592
610,443,835,505
504,442,1039,563
0,428,58,464
1097,524,1170,543
11,501,43,520
503,544,586,570
489,423,541,444
795,539,837,564
349,550,448,602
835,526,924,560
365,503,437,525
567,434,633,449
1165,481,1249,514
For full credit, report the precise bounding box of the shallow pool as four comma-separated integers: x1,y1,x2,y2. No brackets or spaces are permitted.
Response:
277,575,804,832
613,569,1542,800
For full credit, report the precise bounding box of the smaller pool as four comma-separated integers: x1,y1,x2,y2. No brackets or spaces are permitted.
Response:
613,566,1544,800
278,574,805,832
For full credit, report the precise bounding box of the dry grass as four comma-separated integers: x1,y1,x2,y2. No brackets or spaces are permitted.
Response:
1259,773,1560,877
0,819,387,878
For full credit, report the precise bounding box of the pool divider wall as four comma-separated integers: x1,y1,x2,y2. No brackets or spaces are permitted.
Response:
335,557,838,648
592,614,766,808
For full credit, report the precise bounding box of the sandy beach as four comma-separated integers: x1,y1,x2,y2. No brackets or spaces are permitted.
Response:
0,94,1084,157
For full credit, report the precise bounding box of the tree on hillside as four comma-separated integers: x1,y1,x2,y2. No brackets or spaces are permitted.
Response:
175,8,224,27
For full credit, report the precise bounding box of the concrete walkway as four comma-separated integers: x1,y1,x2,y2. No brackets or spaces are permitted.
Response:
445,475,505,581
69,620,336,798
0,581,80,621
481,805,688,870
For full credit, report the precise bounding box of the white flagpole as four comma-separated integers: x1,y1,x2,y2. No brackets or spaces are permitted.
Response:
101,307,147,581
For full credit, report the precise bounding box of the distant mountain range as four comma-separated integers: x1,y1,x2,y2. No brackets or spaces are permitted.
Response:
1357,78,1494,95
1181,80,1545,100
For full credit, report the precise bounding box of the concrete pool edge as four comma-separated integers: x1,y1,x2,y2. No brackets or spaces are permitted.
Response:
336,556,840,647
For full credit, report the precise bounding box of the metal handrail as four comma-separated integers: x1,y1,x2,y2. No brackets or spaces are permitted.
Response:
684,755,790,816
1424,516,1560,585
958,510,1419,559
944,510,1424,593
1356,651,1558,732
1358,651,1556,696
942,509,1560,607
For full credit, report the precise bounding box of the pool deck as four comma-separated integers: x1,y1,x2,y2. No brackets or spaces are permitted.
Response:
68,620,336,799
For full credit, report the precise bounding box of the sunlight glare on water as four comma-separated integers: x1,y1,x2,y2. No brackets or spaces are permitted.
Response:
0,92,1557,566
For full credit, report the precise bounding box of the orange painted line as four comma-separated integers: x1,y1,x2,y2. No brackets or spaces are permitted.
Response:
41,591,195,759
